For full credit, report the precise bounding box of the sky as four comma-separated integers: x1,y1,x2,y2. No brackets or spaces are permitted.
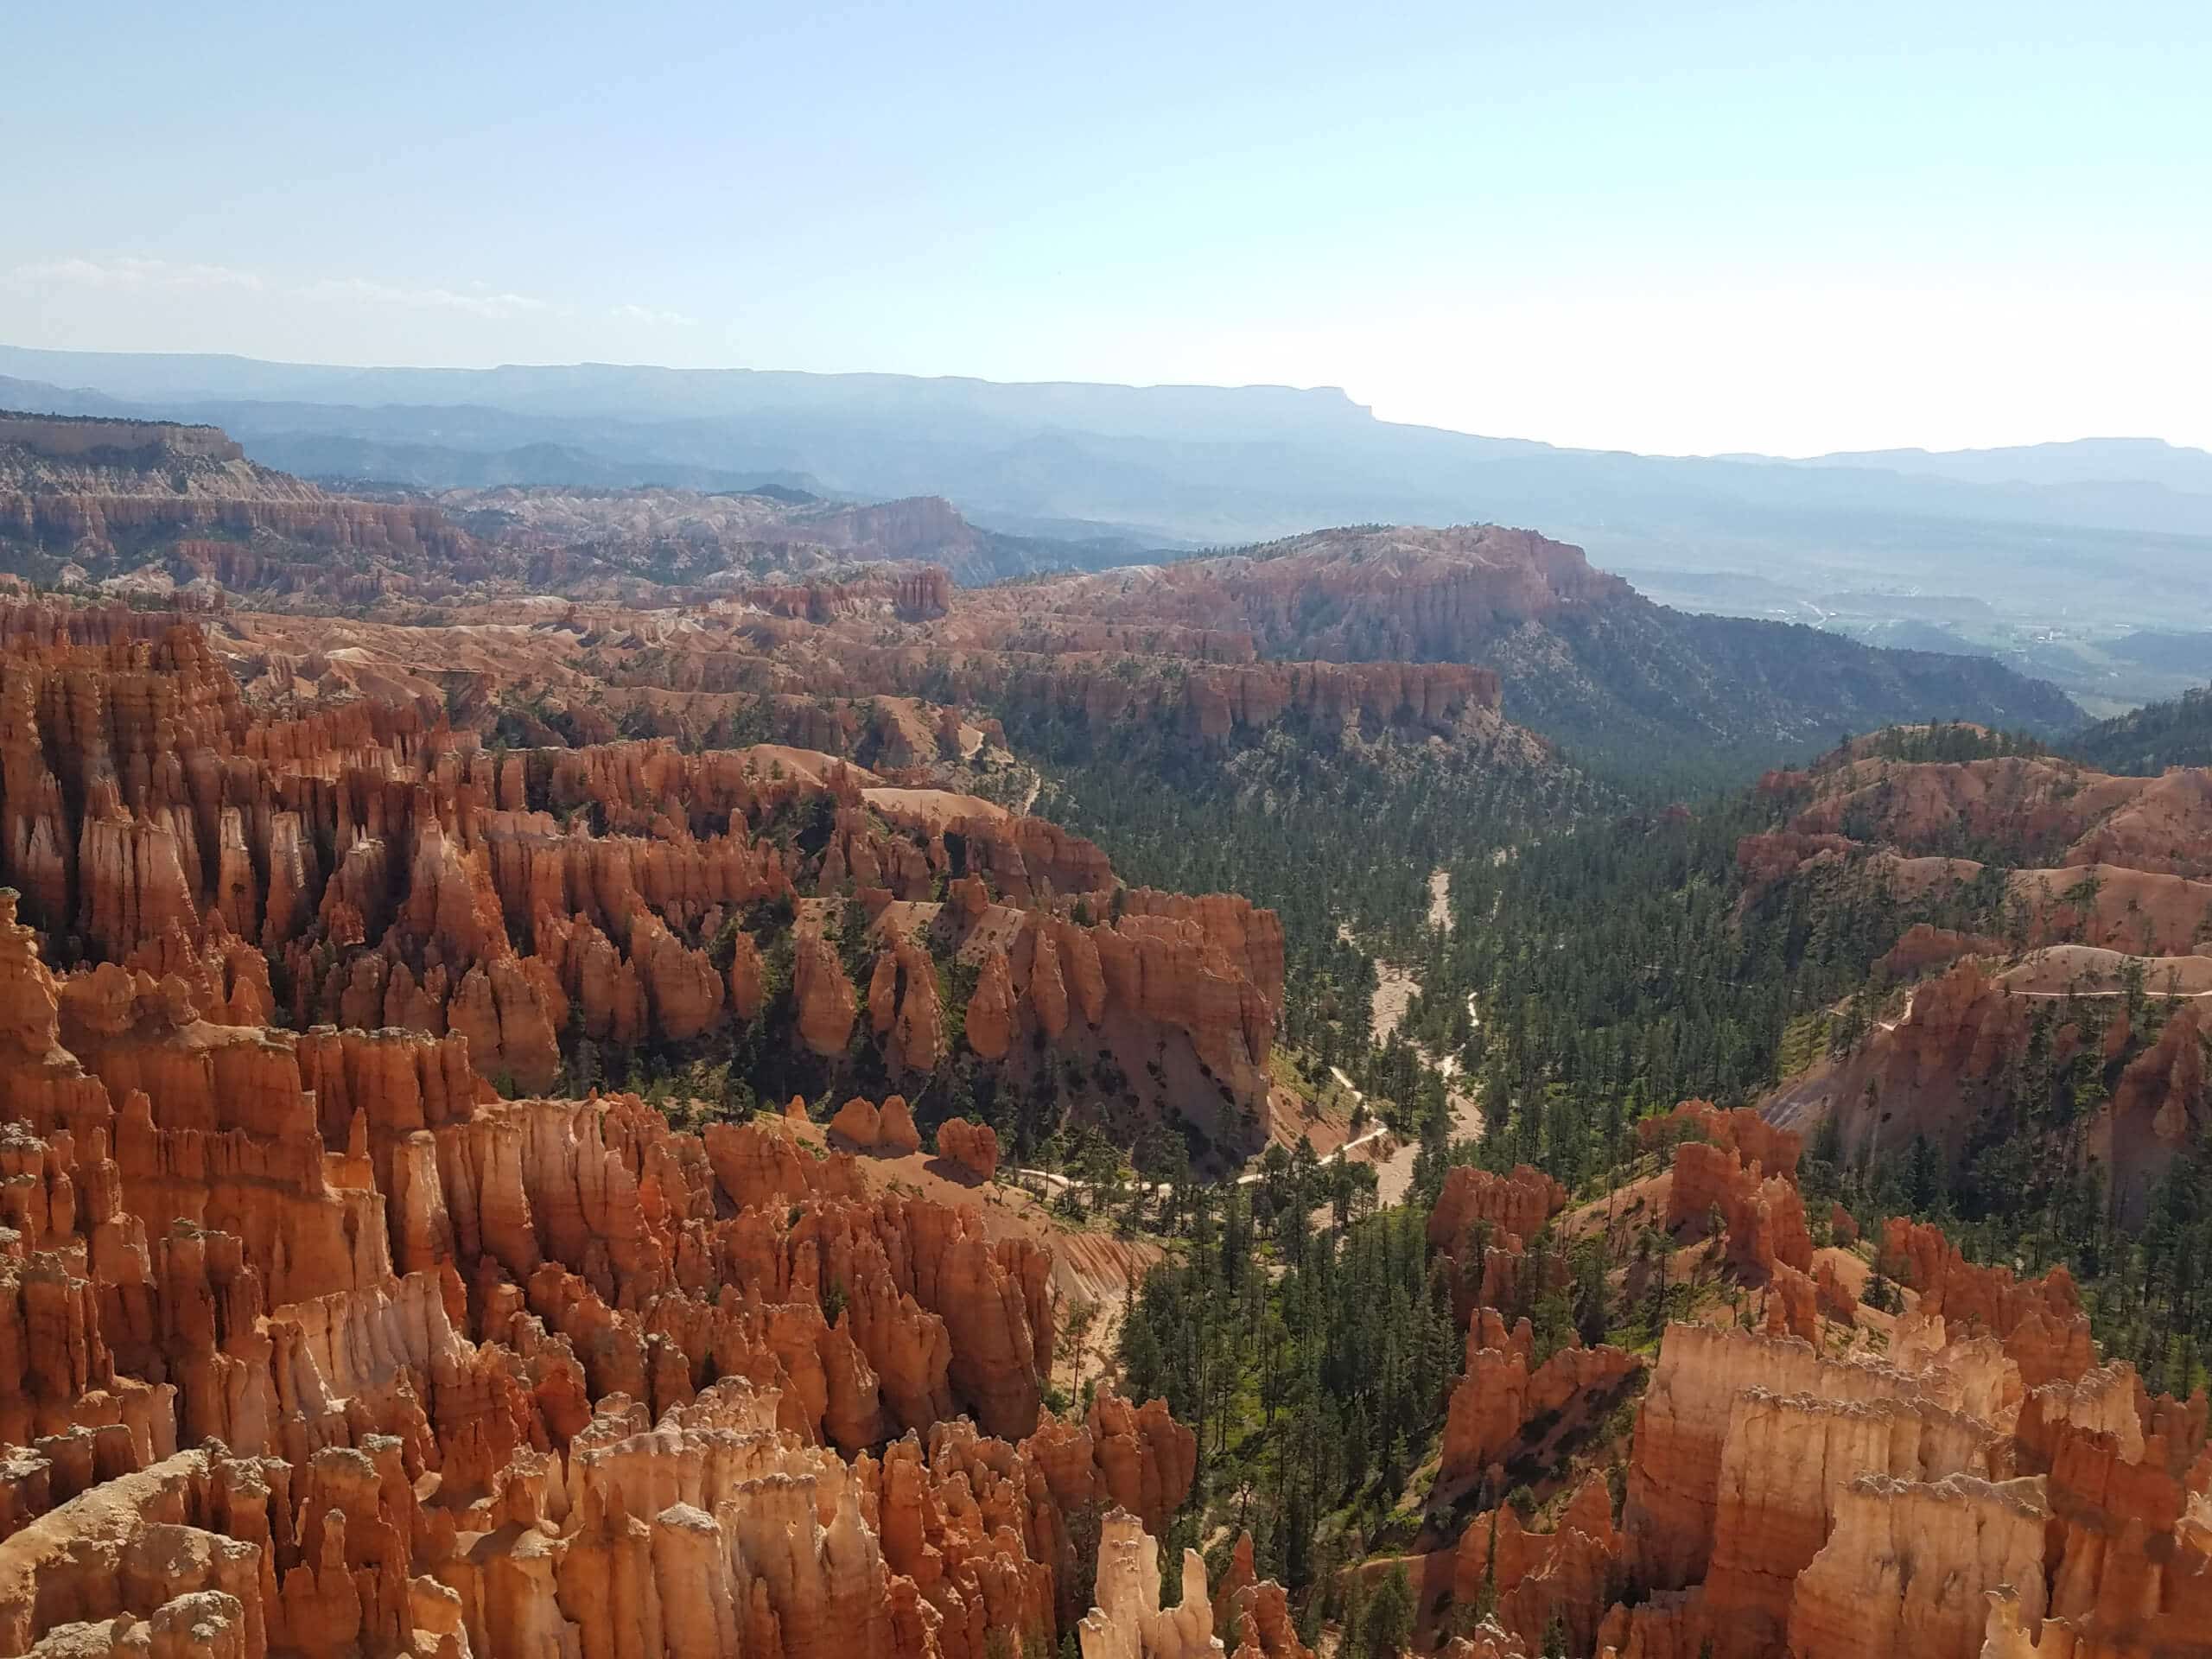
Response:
3,1,2208,457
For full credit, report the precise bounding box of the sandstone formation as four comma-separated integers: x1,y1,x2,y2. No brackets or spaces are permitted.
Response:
1393,1290,2212,1659
1436,1310,1640,1491
1777,751,2212,880
1877,1217,2095,1388
1379,1080,2212,1659
828,1096,883,1148
1451,1473,1625,1656
875,1096,921,1155
0,880,1214,1659
935,1119,998,1183
0,416,1001,611
1665,1141,1812,1281
1763,950,2209,1226
0,772,1282,1659
0,605,1286,1142
3,512,2201,1659
1426,1165,1571,1323
1427,1166,1568,1255
988,524,1628,669
1582,1299,2211,1659
1637,1099,1802,1177
1077,1510,1219,1659
0,414,473,597
1211,1535,1313,1659
1746,737,2212,1228
1025,1391,1197,1544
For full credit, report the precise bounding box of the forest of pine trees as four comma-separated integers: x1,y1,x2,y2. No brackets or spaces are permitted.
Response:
1059,709,2212,1521
1117,1163,1460,1593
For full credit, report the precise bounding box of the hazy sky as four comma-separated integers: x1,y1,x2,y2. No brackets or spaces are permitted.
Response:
4,2,2207,456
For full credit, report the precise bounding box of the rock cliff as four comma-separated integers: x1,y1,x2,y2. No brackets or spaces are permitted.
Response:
1583,1300,2209,1659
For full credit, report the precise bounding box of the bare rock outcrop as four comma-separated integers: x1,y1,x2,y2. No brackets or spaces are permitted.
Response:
1637,1099,1802,1178
1878,1217,2093,1387
1077,1510,1219,1659
829,1096,882,1148
1427,1166,1567,1257
793,936,858,1057
1438,1311,1641,1489
936,1118,999,1183
1666,1141,1812,1279
964,950,1015,1063
875,1096,921,1155
1024,1389,1197,1542
1786,1473,2048,1659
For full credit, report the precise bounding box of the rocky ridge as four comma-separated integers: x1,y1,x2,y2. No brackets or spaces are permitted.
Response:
0,413,474,602
2,416,2075,784
0,414,1036,607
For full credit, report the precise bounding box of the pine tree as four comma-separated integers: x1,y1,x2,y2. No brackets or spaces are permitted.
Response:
1360,1566,1412,1659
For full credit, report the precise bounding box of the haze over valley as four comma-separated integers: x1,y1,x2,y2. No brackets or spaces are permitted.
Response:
8,346,2209,715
